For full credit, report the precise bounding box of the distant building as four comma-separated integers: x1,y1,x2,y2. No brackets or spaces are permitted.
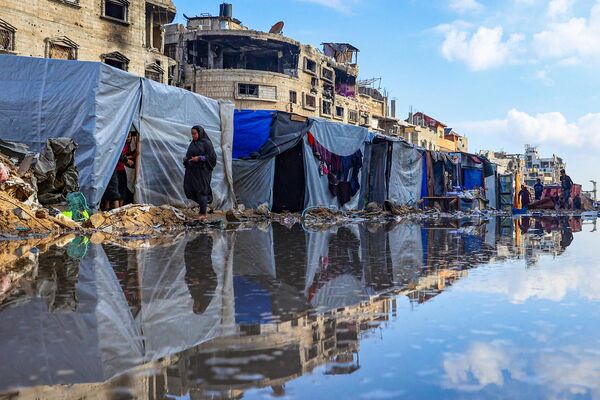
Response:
2,0,177,84
479,150,524,176
404,112,468,152
524,145,565,186
164,4,392,130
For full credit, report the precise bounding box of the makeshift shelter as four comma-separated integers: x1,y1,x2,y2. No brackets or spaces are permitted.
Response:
0,55,234,209
360,138,392,206
303,119,369,210
232,111,311,211
388,141,424,206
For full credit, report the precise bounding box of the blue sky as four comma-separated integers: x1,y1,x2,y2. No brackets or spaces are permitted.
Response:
174,0,600,189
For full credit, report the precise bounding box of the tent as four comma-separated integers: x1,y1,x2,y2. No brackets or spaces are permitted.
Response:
303,119,369,210
0,55,235,209
388,140,424,206
232,111,311,211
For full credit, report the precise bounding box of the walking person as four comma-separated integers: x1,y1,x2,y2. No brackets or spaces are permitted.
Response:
519,184,531,208
183,125,217,217
560,169,573,209
534,178,544,201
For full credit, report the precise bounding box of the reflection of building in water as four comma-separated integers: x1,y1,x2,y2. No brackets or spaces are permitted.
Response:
0,216,587,399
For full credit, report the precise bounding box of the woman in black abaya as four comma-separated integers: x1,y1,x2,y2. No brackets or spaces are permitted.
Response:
183,125,217,215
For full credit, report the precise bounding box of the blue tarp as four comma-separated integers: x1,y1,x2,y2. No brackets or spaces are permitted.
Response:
463,168,483,190
233,110,274,159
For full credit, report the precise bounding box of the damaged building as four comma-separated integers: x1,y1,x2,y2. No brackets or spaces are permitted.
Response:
164,4,395,132
1,0,177,84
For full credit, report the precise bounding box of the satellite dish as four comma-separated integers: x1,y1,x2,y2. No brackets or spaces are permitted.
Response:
269,21,284,34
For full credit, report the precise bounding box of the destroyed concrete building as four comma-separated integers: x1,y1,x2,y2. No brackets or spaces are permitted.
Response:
404,111,469,152
164,5,395,132
1,0,177,84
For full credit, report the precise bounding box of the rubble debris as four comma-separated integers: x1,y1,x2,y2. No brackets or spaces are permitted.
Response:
256,203,271,216
383,200,417,216
83,204,196,236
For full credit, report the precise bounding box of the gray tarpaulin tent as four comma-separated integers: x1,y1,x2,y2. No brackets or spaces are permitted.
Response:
388,141,424,206
232,111,311,210
303,119,369,210
0,55,234,208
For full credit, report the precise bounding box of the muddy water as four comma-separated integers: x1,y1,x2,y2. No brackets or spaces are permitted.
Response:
0,216,598,399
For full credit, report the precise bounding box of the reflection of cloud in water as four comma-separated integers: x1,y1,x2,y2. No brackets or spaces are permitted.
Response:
443,342,600,398
442,341,523,391
458,259,600,304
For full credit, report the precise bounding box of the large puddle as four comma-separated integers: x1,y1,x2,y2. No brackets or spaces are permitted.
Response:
0,216,598,399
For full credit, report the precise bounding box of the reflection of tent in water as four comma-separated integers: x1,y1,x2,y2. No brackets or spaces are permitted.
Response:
231,226,311,324
0,55,235,209
305,226,370,311
0,245,143,390
137,231,234,360
0,233,235,392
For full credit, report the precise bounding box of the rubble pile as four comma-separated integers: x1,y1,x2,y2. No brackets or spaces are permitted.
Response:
85,204,196,236
0,154,80,235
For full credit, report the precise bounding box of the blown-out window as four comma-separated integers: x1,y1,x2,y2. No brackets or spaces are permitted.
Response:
101,51,129,71
0,19,16,53
103,0,128,23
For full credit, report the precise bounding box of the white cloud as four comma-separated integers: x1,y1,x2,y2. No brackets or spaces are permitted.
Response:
547,0,575,18
449,0,484,14
533,1,600,61
455,109,600,149
438,24,525,70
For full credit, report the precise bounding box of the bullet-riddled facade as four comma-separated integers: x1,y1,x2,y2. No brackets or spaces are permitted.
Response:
1,0,177,84
164,10,391,131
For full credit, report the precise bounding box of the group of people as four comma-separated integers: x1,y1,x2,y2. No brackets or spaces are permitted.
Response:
101,132,138,210
518,169,575,210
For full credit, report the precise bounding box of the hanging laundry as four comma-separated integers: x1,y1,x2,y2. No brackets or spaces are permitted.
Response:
307,132,363,205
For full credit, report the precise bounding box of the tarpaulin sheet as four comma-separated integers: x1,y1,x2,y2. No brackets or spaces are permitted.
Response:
0,245,143,390
485,174,497,209
233,110,274,159
388,141,423,206
362,141,389,206
303,119,369,210
258,111,313,159
232,158,275,209
135,79,235,209
0,55,140,207
463,168,483,190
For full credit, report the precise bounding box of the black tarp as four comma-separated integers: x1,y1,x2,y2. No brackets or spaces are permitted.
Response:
272,140,305,212
363,141,390,205
257,112,313,159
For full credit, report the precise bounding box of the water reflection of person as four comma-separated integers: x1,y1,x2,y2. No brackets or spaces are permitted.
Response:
520,217,531,234
560,218,574,250
184,234,217,314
